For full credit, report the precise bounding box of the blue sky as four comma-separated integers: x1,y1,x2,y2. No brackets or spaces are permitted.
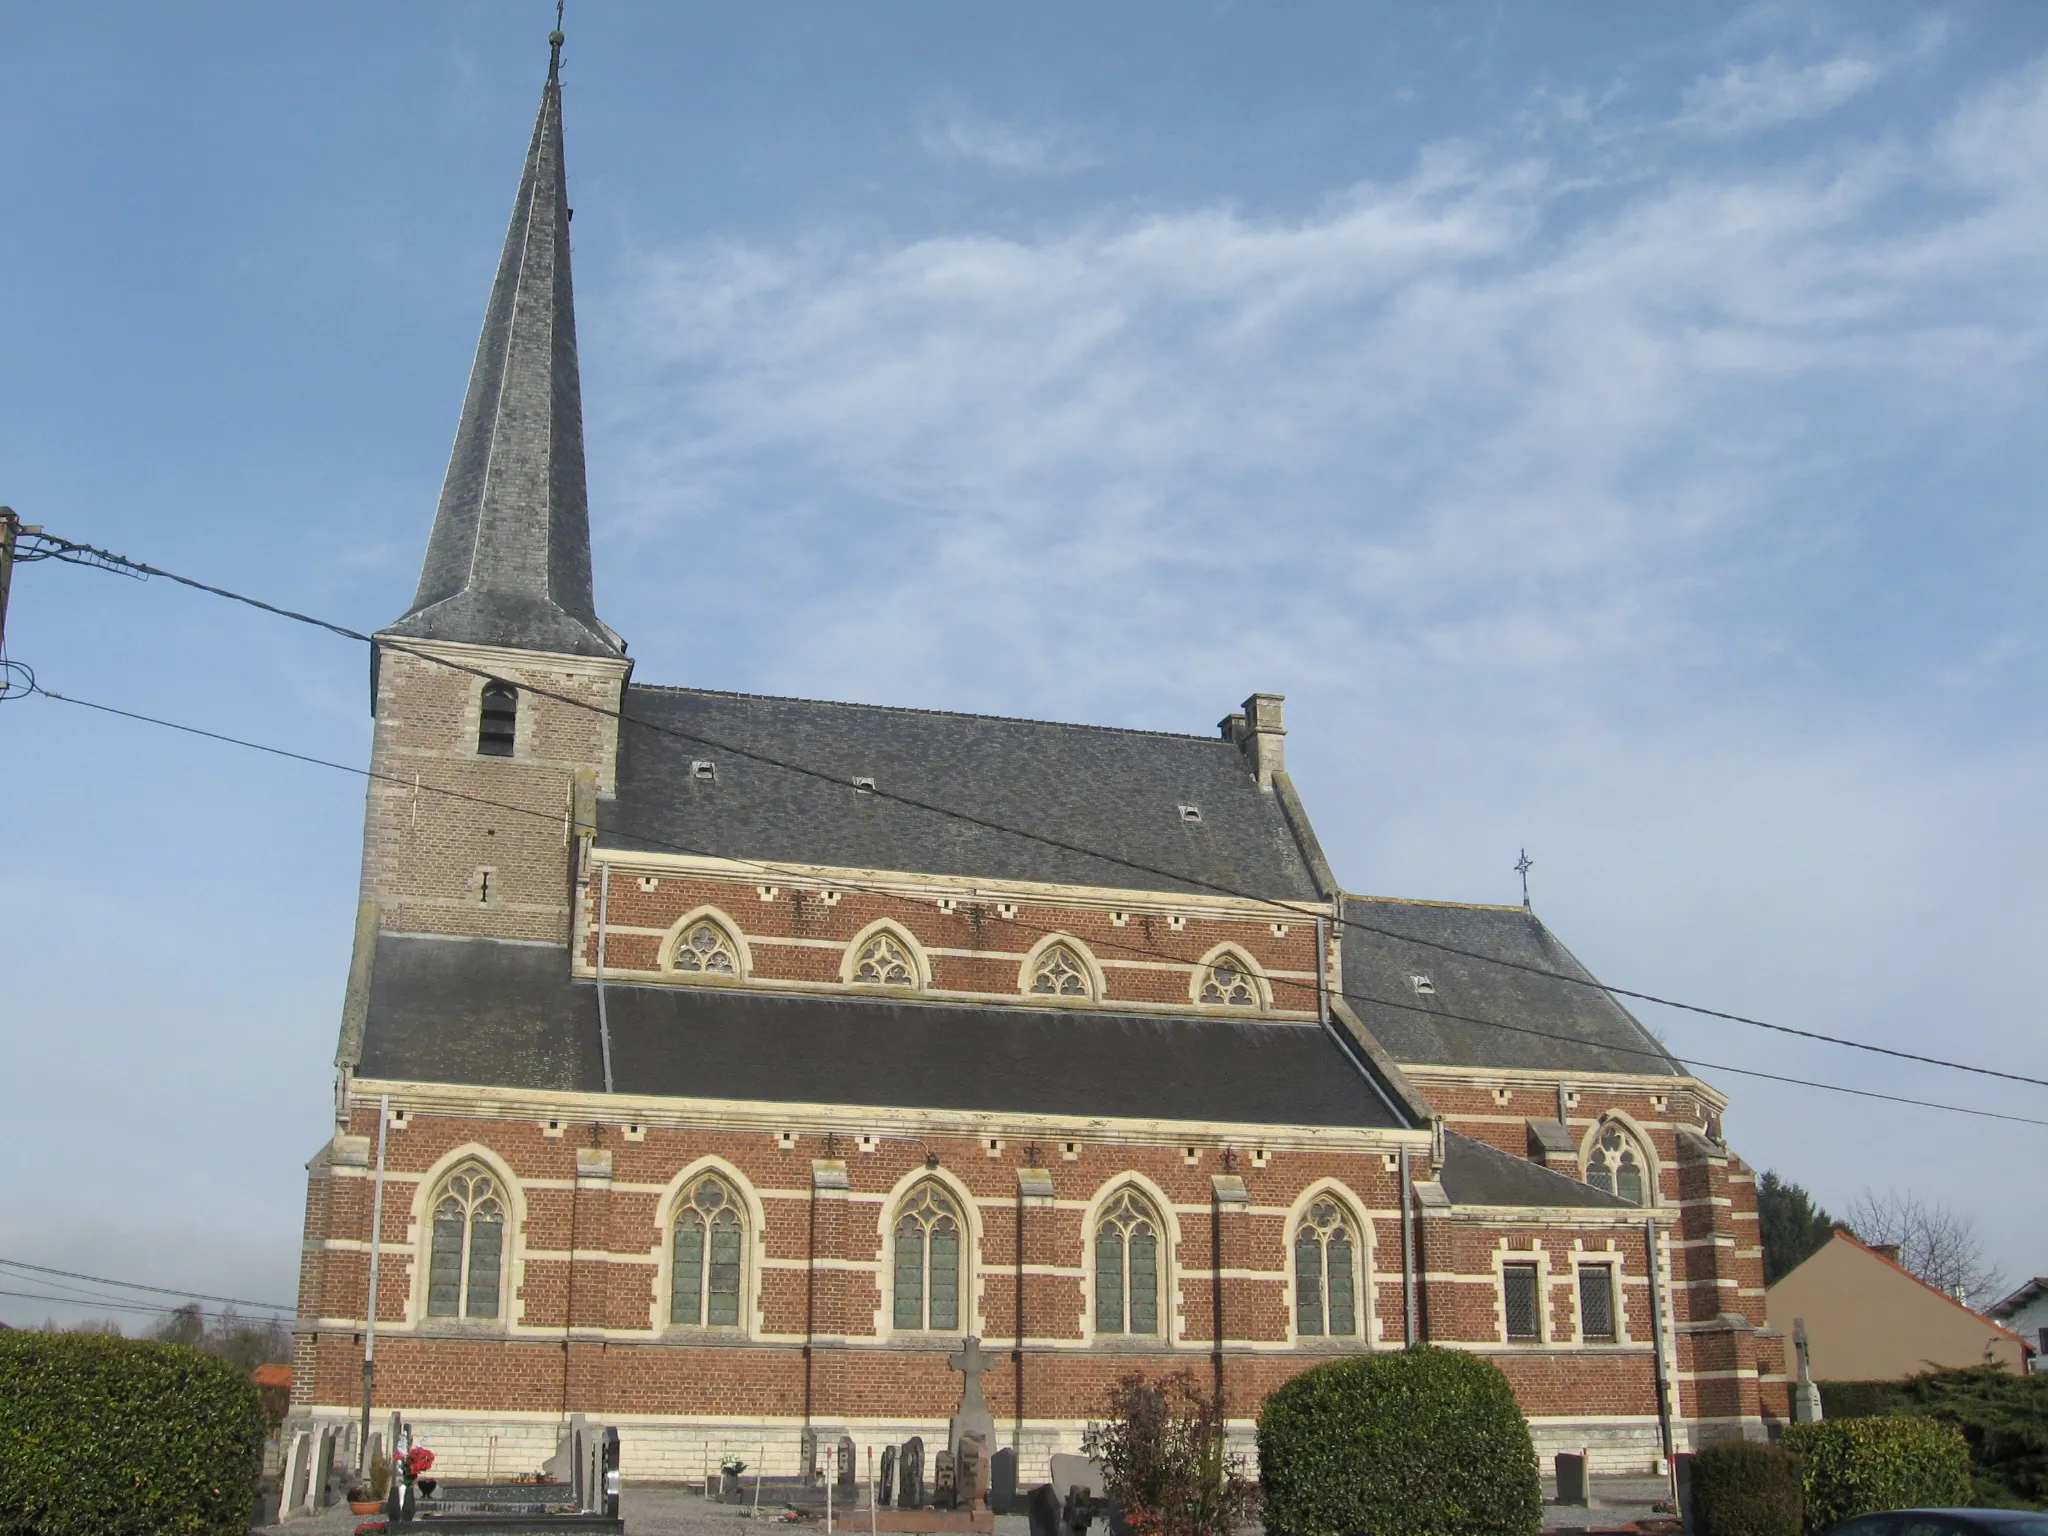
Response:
3,1,2045,1328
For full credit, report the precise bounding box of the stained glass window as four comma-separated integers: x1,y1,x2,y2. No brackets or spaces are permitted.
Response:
1295,1198,1358,1337
672,920,740,977
1030,944,1091,999
1096,1190,1161,1335
1503,1263,1540,1341
893,1184,961,1331
1586,1124,1648,1206
853,933,918,989
671,1176,744,1327
1579,1264,1615,1341
426,1166,506,1320
1198,957,1258,1007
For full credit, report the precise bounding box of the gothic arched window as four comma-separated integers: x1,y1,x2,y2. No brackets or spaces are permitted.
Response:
477,682,517,758
671,919,740,978
1587,1123,1648,1206
671,1174,744,1327
1030,942,1092,999
1294,1197,1359,1337
892,1184,962,1331
1095,1188,1162,1335
852,932,919,989
427,1165,506,1319
1198,953,1260,1007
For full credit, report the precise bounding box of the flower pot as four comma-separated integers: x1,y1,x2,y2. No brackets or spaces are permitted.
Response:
350,1500,383,1514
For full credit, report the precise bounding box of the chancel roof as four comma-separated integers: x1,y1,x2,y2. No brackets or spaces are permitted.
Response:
353,933,1409,1130
599,685,1325,901
1437,1131,1639,1210
1340,896,1685,1078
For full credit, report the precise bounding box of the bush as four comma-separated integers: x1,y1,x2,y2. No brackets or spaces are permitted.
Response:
1894,1367,2048,1509
1083,1371,1257,1536
1256,1347,1540,1536
1785,1417,1974,1529
1689,1442,1803,1536
1818,1381,1908,1420
0,1330,268,1536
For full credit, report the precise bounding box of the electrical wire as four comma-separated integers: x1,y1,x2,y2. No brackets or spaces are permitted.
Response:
21,527,2048,1095
28,681,2048,1130
0,1288,284,1323
0,1255,292,1311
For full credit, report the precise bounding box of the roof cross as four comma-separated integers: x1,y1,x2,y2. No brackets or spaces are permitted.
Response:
1515,848,1534,910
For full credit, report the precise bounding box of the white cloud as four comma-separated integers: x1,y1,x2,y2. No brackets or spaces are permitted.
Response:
916,96,1099,174
1678,51,1887,137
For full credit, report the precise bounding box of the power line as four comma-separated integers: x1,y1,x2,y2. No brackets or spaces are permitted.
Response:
0,1255,293,1312
0,1288,284,1323
28,682,2048,1131
20,526,2048,1095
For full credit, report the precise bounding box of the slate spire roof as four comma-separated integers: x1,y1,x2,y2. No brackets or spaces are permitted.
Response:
384,33,624,660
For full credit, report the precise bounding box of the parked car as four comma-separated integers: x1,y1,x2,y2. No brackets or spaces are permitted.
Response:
1830,1514,2048,1536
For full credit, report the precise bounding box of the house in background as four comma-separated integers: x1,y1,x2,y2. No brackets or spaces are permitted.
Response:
1986,1278,2048,1374
1766,1230,2031,1381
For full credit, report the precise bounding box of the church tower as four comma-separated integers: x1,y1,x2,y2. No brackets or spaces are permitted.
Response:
354,33,628,950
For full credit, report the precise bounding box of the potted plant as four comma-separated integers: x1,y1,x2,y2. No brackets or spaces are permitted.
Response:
351,1453,392,1514
720,1456,748,1499
347,1484,382,1515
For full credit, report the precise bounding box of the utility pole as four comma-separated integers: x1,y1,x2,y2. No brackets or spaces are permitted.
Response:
0,508,22,653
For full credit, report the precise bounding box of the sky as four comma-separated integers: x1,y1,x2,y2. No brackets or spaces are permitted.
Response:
2,1,2045,1331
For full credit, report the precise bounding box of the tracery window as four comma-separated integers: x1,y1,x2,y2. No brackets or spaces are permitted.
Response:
671,1174,744,1327
1095,1189,1162,1336
1586,1123,1648,1206
892,1184,961,1331
1030,943,1092,999
671,920,739,977
1198,954,1259,1007
427,1165,505,1320
853,933,918,989
1294,1197,1358,1338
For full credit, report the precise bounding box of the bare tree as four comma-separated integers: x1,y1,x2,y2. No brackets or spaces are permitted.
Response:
1843,1188,2005,1306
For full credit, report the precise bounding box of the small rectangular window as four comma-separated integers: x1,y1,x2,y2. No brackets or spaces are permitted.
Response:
1580,1264,1615,1341
1503,1263,1541,1341
478,683,517,757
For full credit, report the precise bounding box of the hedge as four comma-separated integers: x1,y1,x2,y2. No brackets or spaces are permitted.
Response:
1784,1416,1974,1529
1893,1366,2048,1509
1689,1442,1803,1536
1256,1347,1540,1536
0,1330,268,1536
1817,1381,1908,1421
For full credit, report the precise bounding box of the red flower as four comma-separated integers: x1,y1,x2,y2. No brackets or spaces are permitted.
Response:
400,1447,436,1477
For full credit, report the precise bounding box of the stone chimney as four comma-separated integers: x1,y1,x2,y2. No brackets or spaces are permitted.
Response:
1236,693,1286,788
1872,1243,1902,1264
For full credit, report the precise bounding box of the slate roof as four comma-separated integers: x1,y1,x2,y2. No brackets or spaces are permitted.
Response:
600,686,1325,900
383,43,622,661
1437,1131,1638,1210
355,933,1410,1129
1339,896,1684,1078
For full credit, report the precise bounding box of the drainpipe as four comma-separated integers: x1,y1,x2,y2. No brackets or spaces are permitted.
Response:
1400,1147,1418,1348
1645,1218,1676,1474
357,1095,390,1475
595,864,615,1093
1013,1181,1025,1456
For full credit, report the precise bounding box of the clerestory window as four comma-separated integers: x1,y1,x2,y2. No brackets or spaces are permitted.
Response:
1586,1123,1648,1206
1095,1189,1162,1336
671,1175,744,1328
478,683,517,757
427,1165,506,1319
1198,954,1260,1007
1294,1197,1359,1338
1030,943,1092,999
671,919,740,977
852,933,918,989
892,1184,962,1331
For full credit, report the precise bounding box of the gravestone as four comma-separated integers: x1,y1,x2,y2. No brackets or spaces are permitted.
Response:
955,1436,986,1509
1048,1453,1105,1501
899,1435,925,1509
933,1448,957,1510
1028,1481,1064,1536
800,1427,820,1483
1554,1451,1588,1507
286,1432,311,1516
946,1337,998,1457
1792,1318,1824,1423
839,1435,857,1491
879,1445,897,1507
989,1447,1018,1514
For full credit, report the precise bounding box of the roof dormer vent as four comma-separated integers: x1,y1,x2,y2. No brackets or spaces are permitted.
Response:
1178,804,1202,824
1410,974,1436,995
691,760,716,783
852,776,877,794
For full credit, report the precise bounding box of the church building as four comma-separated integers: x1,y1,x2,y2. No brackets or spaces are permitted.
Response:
286,37,1790,1490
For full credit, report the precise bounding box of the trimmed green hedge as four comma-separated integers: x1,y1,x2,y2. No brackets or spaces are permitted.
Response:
0,1330,268,1536
1818,1380,1908,1420
1256,1347,1540,1536
1784,1416,1974,1529
1893,1366,2048,1508
1690,1442,1803,1536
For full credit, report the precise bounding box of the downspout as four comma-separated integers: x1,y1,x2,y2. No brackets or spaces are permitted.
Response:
357,1095,390,1475
1400,1147,1418,1348
803,1174,817,1440
1315,914,1330,1023
1210,1189,1225,1403
1013,1183,1025,1456
1645,1217,1676,1475
595,863,615,1093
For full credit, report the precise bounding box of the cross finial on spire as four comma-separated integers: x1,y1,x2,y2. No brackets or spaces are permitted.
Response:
1515,848,1534,910
550,2,565,69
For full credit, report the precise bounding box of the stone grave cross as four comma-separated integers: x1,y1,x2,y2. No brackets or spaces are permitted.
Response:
947,1335,996,1459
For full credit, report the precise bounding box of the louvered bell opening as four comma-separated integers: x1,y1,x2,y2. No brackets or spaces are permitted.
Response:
478,683,518,757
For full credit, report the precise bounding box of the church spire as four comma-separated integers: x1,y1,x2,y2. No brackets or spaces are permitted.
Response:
385,30,623,660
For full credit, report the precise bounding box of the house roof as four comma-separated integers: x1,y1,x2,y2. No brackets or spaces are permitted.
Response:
1988,1277,2048,1322
251,1363,292,1388
1787,1230,2036,1352
1339,896,1685,1078
599,685,1325,900
382,41,621,660
1437,1131,1641,1211
355,933,1412,1130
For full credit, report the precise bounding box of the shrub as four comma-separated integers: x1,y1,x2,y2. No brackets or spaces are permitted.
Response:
1256,1346,1540,1536
1894,1365,2048,1508
0,1330,268,1536
1818,1381,1908,1420
1083,1371,1257,1536
1689,1442,1803,1536
1785,1417,1974,1529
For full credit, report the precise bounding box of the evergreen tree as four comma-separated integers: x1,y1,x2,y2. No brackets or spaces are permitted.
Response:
1758,1171,1835,1284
